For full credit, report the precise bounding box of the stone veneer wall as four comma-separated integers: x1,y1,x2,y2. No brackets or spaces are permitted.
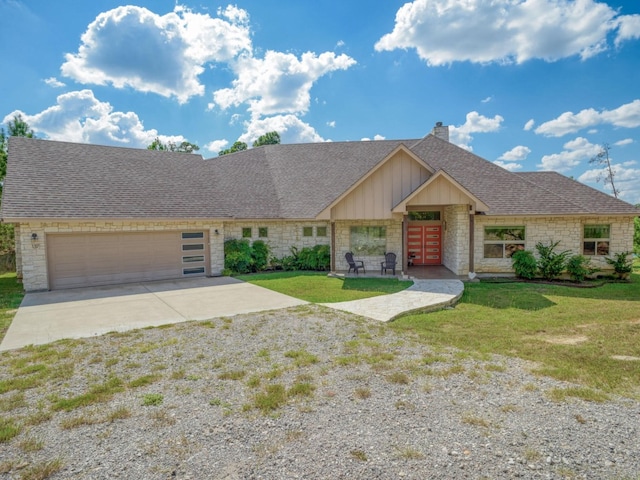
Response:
17,220,225,291
442,205,469,275
334,219,402,273
223,221,331,260
14,224,22,280
474,215,636,274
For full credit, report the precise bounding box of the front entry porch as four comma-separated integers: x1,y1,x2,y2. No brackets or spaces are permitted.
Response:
407,264,464,280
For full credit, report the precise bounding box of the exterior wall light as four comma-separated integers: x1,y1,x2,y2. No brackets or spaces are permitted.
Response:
31,232,40,249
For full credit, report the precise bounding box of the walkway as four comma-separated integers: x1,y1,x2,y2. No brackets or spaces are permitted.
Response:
321,279,464,322
1,276,465,351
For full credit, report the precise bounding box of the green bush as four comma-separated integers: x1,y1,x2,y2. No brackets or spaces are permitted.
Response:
566,255,598,282
277,245,330,271
535,241,570,281
224,239,253,273
224,239,273,273
251,240,271,271
605,251,633,279
511,250,537,279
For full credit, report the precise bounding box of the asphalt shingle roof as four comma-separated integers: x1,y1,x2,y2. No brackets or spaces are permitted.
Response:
2,135,638,221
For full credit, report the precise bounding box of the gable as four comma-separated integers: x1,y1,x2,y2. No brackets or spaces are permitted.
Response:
393,170,489,213
318,146,431,220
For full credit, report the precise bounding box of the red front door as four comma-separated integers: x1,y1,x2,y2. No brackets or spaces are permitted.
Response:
407,225,442,265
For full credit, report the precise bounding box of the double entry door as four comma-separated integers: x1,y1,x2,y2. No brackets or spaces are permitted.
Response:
407,224,442,265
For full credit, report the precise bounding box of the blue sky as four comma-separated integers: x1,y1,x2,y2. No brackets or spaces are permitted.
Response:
1,0,639,204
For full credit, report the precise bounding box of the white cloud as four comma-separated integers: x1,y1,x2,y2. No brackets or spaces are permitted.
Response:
212,50,356,117
481,96,493,103
375,0,631,66
615,14,640,46
61,5,252,103
44,77,65,88
537,136,601,171
374,134,386,141
204,139,229,154
499,145,531,161
327,121,336,128
614,138,634,147
3,89,184,148
493,160,523,172
578,161,640,204
524,119,535,131
237,115,326,145
535,99,640,136
449,111,503,150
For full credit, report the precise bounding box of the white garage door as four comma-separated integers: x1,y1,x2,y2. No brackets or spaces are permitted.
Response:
47,231,209,289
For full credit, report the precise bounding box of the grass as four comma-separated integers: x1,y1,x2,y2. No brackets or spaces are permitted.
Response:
0,272,24,341
236,271,412,303
392,268,640,398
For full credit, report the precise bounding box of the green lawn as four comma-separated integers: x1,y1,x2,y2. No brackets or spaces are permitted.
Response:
391,266,640,398
235,271,413,303
0,272,24,341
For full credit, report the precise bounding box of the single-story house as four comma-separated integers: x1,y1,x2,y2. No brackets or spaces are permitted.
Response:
2,123,638,291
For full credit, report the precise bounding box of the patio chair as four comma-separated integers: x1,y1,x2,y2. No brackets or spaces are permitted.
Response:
381,252,397,275
345,252,365,274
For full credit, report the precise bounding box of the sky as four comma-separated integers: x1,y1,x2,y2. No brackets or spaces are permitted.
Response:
1,0,639,204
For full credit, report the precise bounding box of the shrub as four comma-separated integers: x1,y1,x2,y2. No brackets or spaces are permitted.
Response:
535,241,571,281
511,250,537,279
605,251,633,279
277,245,330,271
251,240,271,271
566,255,598,282
224,239,253,273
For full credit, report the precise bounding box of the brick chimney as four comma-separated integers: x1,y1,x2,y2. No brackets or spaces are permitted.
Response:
431,121,449,142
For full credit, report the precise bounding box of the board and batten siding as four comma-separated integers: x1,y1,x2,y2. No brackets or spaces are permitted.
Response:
330,150,430,220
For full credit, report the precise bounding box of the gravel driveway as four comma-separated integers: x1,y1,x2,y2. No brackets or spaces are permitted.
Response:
1,305,638,479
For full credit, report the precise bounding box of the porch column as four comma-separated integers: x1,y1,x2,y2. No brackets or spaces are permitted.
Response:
330,221,336,272
402,215,408,273
469,211,475,273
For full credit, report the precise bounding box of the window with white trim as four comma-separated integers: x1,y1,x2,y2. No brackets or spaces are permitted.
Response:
583,224,610,256
483,226,525,258
350,226,386,255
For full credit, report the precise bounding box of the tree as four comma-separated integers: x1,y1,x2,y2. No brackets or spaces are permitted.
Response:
147,137,199,153
0,114,36,260
1,114,36,192
218,141,248,156
589,143,619,198
253,131,281,147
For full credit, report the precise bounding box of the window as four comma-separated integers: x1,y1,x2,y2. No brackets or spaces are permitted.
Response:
483,226,525,258
350,226,386,255
182,232,204,239
408,211,441,221
242,227,252,238
258,227,268,238
583,224,610,256
183,266,205,275
182,255,205,263
316,226,327,237
303,226,313,237
182,244,204,251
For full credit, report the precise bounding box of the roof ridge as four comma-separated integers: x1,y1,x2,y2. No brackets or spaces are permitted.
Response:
9,136,205,160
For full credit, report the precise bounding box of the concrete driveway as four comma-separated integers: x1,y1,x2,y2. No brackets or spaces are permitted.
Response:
0,277,308,352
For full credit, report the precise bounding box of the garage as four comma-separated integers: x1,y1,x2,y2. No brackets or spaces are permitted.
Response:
46,231,209,289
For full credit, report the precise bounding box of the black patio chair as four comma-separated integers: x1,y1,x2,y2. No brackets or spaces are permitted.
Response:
345,252,365,274
381,252,397,275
